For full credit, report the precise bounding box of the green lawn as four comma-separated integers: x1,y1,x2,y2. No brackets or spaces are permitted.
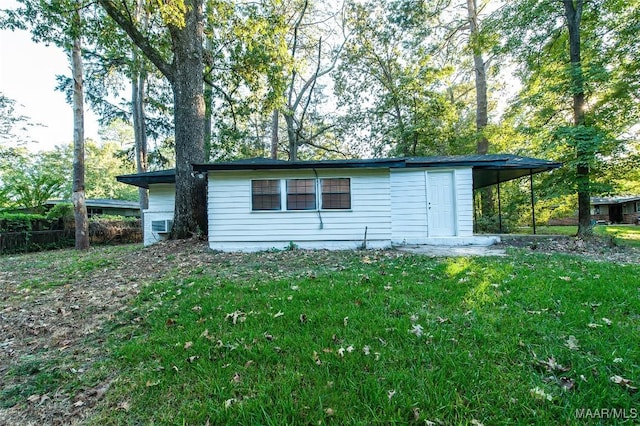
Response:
2,246,638,425
89,249,638,425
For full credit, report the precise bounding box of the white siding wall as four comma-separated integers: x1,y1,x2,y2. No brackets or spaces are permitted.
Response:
390,170,428,244
207,169,391,251
143,183,175,246
453,168,474,237
390,167,474,244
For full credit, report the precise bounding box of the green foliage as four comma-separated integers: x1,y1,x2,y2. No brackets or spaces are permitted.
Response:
334,0,476,157
490,0,640,216
46,202,73,220
0,212,48,232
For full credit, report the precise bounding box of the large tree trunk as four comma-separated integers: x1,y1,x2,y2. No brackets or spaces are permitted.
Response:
71,21,89,250
132,0,148,214
271,109,279,159
169,0,207,238
467,0,494,225
563,0,591,236
98,0,207,240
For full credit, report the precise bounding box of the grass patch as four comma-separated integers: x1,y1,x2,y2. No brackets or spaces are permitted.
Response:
595,225,640,248
92,250,640,425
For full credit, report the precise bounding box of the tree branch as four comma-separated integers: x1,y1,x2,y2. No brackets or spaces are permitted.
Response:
97,0,174,81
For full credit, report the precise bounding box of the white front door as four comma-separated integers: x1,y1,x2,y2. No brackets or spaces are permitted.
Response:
427,171,456,237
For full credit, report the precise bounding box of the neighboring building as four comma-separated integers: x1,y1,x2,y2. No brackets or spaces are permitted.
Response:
46,199,141,218
117,155,561,251
591,196,640,224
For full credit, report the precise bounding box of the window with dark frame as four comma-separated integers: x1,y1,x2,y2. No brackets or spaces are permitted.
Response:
321,178,351,209
252,180,281,211
287,179,316,210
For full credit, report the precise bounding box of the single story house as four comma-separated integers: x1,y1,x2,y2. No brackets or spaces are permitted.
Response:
591,195,640,224
117,155,561,251
46,199,141,218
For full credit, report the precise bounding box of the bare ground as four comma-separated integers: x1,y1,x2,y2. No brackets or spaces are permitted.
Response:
0,236,637,425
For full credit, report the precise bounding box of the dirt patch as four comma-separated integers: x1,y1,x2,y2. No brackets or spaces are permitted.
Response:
1,236,637,424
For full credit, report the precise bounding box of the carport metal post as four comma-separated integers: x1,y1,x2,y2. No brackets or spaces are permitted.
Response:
530,170,537,235
497,170,503,233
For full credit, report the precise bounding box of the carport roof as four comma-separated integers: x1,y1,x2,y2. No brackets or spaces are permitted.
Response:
117,154,561,189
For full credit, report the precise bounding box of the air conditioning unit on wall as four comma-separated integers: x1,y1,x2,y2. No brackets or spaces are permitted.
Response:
151,219,173,234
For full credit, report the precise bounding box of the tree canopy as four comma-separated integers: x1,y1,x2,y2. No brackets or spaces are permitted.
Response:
2,0,638,232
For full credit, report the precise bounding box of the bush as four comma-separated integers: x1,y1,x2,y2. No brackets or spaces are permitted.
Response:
46,203,73,220
0,212,49,232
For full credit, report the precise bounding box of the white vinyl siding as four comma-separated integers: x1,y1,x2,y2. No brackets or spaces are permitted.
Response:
453,168,474,237
390,170,428,244
143,183,175,246
390,167,474,244
208,169,391,251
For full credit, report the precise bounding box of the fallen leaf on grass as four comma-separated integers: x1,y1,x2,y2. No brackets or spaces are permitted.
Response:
273,311,284,318
387,389,396,400
471,420,484,426
534,356,571,373
601,317,612,326
184,341,193,350
530,386,553,402
565,335,580,351
363,345,371,356
559,377,575,391
225,310,246,325
231,372,241,383
610,375,638,392
324,407,335,416
409,324,424,337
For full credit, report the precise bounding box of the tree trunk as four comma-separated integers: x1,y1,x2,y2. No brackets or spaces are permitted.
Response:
132,0,149,215
71,21,89,250
467,0,494,225
563,0,591,236
284,113,297,161
132,58,149,213
169,0,207,239
271,109,279,159
98,0,207,240
204,80,213,162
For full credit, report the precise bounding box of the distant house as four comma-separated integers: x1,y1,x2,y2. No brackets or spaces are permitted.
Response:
46,199,141,218
591,196,640,224
117,155,561,251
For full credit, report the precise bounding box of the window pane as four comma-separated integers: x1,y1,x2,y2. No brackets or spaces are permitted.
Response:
252,180,281,210
321,178,351,209
287,179,316,210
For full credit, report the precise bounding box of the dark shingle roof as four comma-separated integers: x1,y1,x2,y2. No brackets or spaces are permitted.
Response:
118,155,561,189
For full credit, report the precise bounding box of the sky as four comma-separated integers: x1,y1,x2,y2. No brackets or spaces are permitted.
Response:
0,27,100,152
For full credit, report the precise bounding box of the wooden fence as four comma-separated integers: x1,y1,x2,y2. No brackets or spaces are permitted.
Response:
0,220,142,254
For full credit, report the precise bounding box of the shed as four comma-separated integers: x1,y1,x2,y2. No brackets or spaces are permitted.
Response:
117,155,561,251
